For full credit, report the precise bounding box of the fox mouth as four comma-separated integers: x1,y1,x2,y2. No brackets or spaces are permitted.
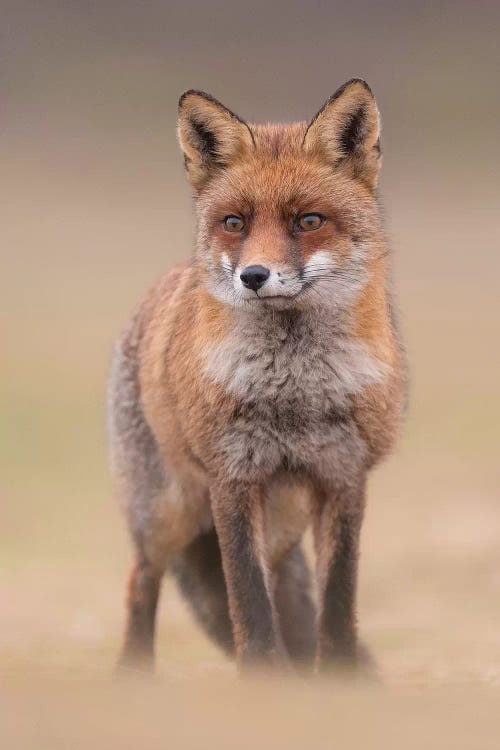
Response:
246,282,314,303
242,291,307,310
247,292,301,303
251,294,294,300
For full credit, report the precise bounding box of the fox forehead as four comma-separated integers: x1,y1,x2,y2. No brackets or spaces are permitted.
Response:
206,124,330,206
251,122,309,156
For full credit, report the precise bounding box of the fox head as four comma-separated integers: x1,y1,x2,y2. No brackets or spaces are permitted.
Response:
178,79,384,313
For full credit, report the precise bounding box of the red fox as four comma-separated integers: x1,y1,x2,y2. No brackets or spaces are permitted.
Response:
108,79,407,673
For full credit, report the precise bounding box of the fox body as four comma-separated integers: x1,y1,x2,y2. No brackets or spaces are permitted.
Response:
108,80,407,672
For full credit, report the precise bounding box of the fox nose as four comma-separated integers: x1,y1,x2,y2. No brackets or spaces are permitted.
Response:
240,265,270,292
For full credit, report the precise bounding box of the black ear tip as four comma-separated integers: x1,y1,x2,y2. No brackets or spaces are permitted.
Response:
178,89,216,112
334,78,375,101
178,89,195,110
345,78,373,94
311,79,376,121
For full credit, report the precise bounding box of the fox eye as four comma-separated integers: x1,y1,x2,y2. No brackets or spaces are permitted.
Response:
297,213,324,232
223,215,245,232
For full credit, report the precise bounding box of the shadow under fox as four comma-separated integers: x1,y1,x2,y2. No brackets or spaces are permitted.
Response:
108,79,407,672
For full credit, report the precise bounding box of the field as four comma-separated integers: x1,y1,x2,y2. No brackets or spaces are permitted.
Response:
2,2,500,747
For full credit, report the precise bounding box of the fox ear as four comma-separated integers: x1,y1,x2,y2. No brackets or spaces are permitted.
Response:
303,79,381,189
178,90,254,191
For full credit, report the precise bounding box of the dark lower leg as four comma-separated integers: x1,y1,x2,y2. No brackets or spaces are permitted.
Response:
211,483,282,668
173,529,234,655
313,479,366,671
274,545,316,668
318,515,360,666
118,558,161,671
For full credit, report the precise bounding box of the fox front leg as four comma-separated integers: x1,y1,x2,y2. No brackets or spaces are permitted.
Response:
210,481,286,669
313,479,368,671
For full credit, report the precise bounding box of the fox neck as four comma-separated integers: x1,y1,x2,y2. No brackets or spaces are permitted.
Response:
195,256,390,347
196,283,389,411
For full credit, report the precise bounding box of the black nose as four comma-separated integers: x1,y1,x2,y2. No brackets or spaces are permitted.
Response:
240,265,270,292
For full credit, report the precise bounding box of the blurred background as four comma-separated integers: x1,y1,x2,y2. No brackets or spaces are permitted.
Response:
2,0,500,746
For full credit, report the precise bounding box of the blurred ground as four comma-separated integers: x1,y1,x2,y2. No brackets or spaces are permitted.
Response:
2,1,500,747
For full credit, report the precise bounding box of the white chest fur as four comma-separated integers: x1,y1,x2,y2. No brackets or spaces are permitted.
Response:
203,309,386,412
202,309,389,482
